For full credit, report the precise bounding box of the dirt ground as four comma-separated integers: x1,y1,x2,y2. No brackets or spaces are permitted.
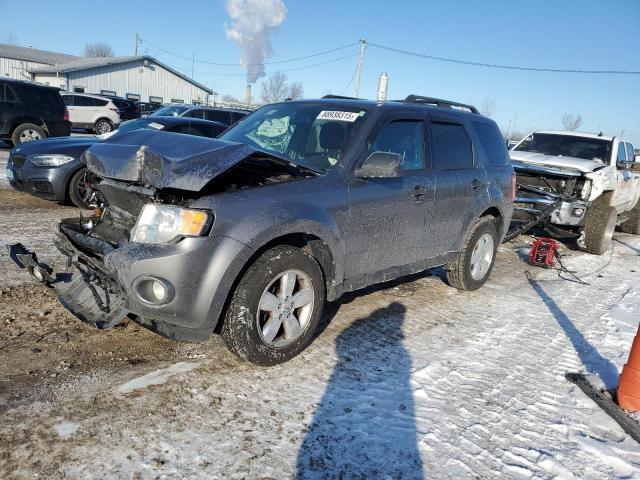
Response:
1,143,640,479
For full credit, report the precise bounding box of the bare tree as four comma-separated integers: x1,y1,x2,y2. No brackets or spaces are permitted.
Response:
480,98,495,117
222,94,239,103
83,42,114,58
260,72,289,103
288,81,304,100
562,114,582,131
4,32,19,45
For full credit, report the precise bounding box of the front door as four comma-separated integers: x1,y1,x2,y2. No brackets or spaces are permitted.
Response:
346,116,435,278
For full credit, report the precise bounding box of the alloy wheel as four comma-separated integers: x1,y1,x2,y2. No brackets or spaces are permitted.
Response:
470,233,495,281
256,269,315,348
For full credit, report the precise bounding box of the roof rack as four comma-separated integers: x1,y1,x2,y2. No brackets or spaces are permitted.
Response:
322,94,359,100
403,95,479,114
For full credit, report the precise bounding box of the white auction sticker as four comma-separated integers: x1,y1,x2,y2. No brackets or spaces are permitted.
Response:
317,110,360,122
148,122,165,130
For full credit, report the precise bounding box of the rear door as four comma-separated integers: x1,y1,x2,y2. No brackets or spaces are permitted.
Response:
0,82,19,134
428,114,488,253
346,113,436,278
614,140,636,211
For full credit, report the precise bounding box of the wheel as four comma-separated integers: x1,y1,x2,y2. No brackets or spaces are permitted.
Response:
221,245,325,366
620,199,640,235
68,168,95,209
583,193,617,255
11,123,46,145
447,217,498,291
94,119,113,135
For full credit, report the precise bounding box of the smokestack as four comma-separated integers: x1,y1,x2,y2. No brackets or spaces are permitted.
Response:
225,0,288,84
244,84,252,105
377,72,389,103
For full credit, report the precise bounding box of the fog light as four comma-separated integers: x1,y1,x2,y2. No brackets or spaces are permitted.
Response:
572,208,585,217
133,276,175,305
151,280,166,301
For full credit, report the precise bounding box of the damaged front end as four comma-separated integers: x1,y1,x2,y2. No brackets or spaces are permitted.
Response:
8,130,318,341
511,160,607,237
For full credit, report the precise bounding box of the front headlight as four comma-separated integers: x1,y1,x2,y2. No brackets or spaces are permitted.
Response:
29,154,75,167
130,204,211,244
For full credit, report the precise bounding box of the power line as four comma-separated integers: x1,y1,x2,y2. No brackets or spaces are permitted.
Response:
340,62,359,96
139,36,358,67
368,41,640,75
167,53,359,77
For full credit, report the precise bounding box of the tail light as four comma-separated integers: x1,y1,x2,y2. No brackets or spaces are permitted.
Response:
510,174,517,202
63,107,69,122
109,107,119,113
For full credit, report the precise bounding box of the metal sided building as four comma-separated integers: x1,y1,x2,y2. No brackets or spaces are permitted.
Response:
30,55,213,105
0,43,79,81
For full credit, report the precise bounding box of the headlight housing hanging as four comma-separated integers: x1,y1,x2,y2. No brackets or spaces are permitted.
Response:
29,154,75,167
130,204,211,245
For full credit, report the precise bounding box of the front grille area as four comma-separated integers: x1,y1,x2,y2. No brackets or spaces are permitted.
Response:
97,183,148,218
10,154,26,168
32,180,54,194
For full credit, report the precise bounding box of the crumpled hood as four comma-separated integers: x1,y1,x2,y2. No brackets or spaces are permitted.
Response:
83,129,258,191
12,136,98,156
509,150,605,173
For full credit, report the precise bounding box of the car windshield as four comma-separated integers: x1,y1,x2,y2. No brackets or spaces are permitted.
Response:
218,103,368,171
514,133,612,162
96,118,166,139
151,105,189,117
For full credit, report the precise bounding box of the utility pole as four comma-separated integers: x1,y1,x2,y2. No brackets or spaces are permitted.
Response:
354,38,367,98
134,33,139,56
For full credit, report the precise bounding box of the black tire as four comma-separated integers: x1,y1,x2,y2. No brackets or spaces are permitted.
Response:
446,217,499,291
94,118,113,134
583,193,617,255
221,245,325,366
11,123,46,145
620,199,640,235
68,168,93,209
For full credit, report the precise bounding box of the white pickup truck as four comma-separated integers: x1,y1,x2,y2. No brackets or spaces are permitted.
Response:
510,131,640,254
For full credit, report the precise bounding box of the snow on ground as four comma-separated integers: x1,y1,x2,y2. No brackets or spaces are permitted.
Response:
1,142,640,478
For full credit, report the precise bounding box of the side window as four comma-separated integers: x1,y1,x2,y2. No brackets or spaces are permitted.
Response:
430,122,473,170
92,98,108,107
61,95,74,106
472,121,509,166
0,83,5,101
368,119,425,171
166,124,192,135
205,110,231,124
617,143,628,163
230,112,246,124
185,109,204,119
74,96,92,107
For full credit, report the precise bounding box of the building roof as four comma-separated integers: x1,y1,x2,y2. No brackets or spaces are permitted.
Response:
0,43,79,65
31,55,213,94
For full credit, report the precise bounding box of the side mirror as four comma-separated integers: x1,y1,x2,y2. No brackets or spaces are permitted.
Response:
354,151,403,178
617,161,632,170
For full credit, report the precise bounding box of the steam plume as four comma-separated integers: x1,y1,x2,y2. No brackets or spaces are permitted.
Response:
225,0,288,83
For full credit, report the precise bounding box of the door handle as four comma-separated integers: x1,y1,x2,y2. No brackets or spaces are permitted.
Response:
412,185,427,201
471,179,484,189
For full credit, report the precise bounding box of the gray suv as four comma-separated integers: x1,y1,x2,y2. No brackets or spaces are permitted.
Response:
10,95,514,365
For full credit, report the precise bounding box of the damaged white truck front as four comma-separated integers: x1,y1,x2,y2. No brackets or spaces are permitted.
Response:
510,131,640,254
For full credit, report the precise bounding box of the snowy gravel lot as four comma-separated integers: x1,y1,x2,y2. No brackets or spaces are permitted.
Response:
1,143,640,479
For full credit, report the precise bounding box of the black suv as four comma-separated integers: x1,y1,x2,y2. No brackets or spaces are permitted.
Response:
11,95,514,365
102,96,141,121
150,104,248,126
0,79,70,146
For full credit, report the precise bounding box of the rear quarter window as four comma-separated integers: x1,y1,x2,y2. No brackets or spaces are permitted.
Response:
14,85,62,106
472,121,510,167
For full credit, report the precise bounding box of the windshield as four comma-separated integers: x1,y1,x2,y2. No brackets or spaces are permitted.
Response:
514,133,612,162
218,103,368,171
151,105,189,117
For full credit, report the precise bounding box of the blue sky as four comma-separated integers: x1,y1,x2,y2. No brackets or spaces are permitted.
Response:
2,0,639,142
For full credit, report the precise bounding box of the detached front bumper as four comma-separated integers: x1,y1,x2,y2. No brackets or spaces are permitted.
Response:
52,220,253,341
